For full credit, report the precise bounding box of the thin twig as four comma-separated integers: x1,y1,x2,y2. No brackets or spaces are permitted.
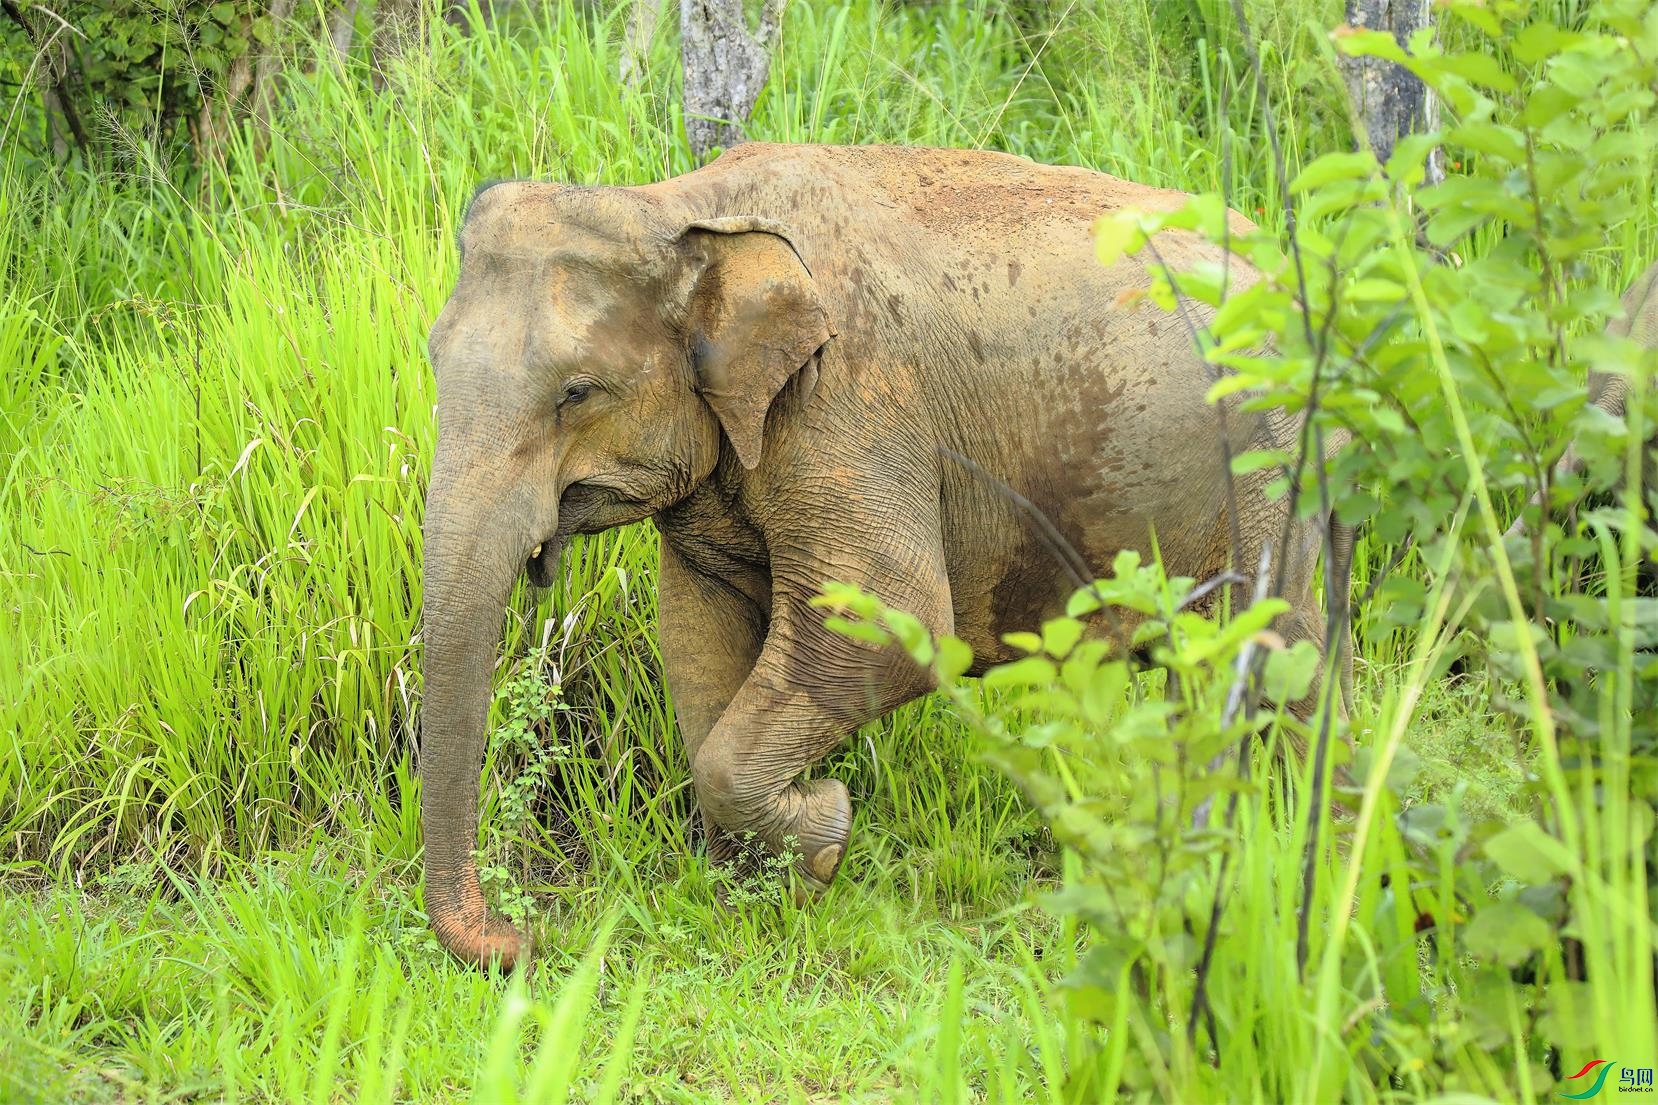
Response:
1224,0,1352,986
1187,543,1273,1047
1297,420,1342,978
1179,570,1248,613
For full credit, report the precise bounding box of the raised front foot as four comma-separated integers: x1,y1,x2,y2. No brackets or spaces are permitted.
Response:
694,750,853,889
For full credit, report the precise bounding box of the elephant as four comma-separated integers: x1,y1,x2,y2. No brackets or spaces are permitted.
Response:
419,142,1346,970
1508,261,1658,538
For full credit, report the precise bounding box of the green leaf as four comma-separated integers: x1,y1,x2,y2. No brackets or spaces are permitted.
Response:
982,656,1057,689
880,608,931,659
1445,4,1501,37
1041,616,1084,659
1438,52,1518,94
935,635,974,681
1066,587,1102,617
1079,659,1130,729
1351,743,1421,791
1448,121,1526,164
1344,277,1405,303
1537,981,1599,1050
1229,448,1288,476
1386,132,1443,186
1400,802,1460,851
821,616,892,647
1261,640,1319,705
1332,27,1408,64
1462,902,1551,968
1002,631,1042,655
812,583,881,619
1289,152,1377,194
1093,210,1149,266
1483,821,1567,884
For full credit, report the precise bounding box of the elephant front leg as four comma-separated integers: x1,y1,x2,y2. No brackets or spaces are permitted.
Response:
657,539,768,867
692,566,951,887
692,669,877,888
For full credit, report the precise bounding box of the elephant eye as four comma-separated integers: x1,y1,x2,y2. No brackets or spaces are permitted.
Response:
559,381,594,409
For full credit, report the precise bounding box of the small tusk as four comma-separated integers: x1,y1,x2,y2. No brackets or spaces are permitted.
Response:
531,543,543,559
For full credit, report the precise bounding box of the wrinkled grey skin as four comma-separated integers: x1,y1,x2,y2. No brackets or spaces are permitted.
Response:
1508,262,1658,537
419,143,1346,970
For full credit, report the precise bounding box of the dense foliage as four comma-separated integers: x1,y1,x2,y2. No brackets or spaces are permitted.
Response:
0,0,280,153
829,0,1658,1096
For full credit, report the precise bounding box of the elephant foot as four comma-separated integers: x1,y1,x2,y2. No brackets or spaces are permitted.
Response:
702,776,852,901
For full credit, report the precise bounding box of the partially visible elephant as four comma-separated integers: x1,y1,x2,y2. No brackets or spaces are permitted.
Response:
1509,262,1658,537
419,143,1344,970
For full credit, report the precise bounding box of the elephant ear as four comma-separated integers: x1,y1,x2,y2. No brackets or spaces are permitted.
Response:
677,217,832,470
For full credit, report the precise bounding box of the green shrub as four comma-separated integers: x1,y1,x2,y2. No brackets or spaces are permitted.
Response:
828,0,1656,1097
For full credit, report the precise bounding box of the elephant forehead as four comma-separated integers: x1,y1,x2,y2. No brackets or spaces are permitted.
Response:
459,184,665,270
436,259,665,375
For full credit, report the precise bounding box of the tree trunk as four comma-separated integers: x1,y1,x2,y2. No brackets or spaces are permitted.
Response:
1342,0,1442,183
620,0,659,89
680,0,784,160
371,0,424,88
191,0,300,165
328,0,361,63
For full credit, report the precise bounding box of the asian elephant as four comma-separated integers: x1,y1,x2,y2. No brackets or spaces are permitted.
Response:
420,143,1345,970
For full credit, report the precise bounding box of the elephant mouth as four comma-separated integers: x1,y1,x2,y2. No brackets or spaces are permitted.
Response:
525,539,561,589
522,482,614,588
523,481,651,587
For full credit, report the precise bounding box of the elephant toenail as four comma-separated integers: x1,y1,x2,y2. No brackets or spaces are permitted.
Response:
809,844,843,883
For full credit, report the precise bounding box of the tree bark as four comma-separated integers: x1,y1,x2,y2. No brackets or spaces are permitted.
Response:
328,0,361,63
192,0,300,165
1342,0,1442,183
680,0,784,160
371,0,424,88
620,0,659,89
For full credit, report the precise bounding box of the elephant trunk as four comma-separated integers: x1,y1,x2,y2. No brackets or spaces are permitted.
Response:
419,452,545,970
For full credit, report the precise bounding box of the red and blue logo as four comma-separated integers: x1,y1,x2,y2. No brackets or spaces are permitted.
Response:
1559,1060,1655,1099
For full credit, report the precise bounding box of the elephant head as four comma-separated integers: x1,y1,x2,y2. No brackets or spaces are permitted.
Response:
419,183,831,968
